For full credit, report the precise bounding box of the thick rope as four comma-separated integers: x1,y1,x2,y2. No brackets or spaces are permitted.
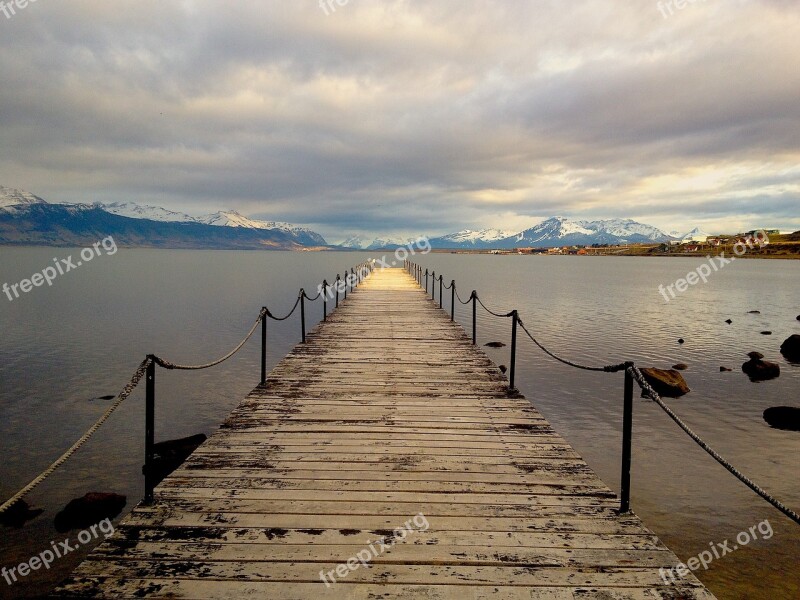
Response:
474,294,515,318
302,289,322,302
0,357,152,514
267,294,302,321
517,317,628,373
153,309,266,371
628,365,800,525
455,288,474,305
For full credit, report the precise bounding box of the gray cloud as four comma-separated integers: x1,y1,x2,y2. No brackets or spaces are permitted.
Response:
0,0,798,240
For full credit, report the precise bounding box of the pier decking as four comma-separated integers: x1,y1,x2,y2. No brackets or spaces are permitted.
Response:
57,268,716,599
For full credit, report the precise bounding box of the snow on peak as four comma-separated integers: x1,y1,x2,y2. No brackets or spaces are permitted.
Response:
441,228,517,244
339,236,368,249
96,201,196,223
0,186,48,208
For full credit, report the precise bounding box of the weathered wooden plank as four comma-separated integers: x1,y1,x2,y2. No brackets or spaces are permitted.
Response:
55,268,715,599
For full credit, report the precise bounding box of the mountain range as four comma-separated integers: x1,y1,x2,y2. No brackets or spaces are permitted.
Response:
2,185,685,250
0,187,328,249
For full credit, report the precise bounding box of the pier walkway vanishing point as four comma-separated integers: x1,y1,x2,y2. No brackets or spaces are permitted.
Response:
56,268,716,599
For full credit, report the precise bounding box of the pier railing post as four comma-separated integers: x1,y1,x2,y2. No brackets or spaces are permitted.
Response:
450,281,455,321
260,310,267,386
322,280,328,322
344,269,348,299
425,270,429,294
439,276,443,309
300,291,306,343
509,310,518,391
472,292,477,345
431,271,435,300
620,365,634,514
144,356,156,505
335,275,340,308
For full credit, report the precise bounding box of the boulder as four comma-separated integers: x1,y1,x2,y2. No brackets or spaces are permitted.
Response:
678,338,685,344
780,334,800,363
640,368,690,398
720,366,733,372
742,352,781,382
763,407,800,432
761,331,772,335
0,500,43,528
54,492,126,532
672,363,688,371
725,319,733,324
484,341,506,348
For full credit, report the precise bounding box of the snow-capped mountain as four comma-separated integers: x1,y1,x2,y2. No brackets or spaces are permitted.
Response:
338,236,368,249
497,217,671,248
429,217,672,249
197,210,327,245
0,186,48,209
365,238,414,250
430,228,516,249
97,202,195,223
677,227,710,242
0,187,329,249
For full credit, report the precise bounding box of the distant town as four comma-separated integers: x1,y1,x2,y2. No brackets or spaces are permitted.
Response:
436,229,800,259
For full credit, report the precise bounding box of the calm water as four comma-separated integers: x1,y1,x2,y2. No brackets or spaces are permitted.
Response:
0,249,798,599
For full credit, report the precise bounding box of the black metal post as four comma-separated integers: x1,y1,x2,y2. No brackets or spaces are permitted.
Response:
344,269,348,299
300,292,306,343
260,310,267,385
450,281,455,321
425,270,429,294
322,280,328,322
439,276,443,309
144,357,156,505
471,292,477,345
335,275,340,308
620,366,634,514
430,272,435,300
509,310,518,391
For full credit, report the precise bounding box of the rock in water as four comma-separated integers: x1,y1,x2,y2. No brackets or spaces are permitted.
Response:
725,319,733,324
0,500,43,528
761,331,772,335
720,366,733,372
763,407,800,432
640,368,690,398
742,352,781,382
54,492,126,532
484,341,506,348
678,338,685,344
672,363,689,371
780,334,800,363
748,310,761,314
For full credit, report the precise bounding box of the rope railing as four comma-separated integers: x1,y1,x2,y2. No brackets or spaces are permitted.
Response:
0,261,374,514
404,260,799,525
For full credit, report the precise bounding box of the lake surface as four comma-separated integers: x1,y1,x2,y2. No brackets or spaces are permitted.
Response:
0,248,798,599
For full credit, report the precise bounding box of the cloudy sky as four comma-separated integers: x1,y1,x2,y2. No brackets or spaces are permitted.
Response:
0,0,798,241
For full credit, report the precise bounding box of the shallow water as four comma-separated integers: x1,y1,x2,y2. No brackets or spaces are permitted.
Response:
0,249,798,599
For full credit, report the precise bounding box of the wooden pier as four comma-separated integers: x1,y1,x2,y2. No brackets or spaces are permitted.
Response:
56,268,716,599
